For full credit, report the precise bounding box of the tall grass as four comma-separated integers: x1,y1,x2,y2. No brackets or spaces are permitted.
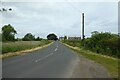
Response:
0,42,2,54
72,48,118,78
62,41,119,78
2,40,52,54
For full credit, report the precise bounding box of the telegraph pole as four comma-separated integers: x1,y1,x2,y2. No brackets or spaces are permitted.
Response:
82,13,85,40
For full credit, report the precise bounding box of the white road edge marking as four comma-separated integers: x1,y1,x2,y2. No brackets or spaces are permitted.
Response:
35,53,53,62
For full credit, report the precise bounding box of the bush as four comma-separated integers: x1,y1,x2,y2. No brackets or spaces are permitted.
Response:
62,32,119,58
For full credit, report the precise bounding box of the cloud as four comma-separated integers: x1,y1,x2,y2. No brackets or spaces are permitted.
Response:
2,0,119,2
1,2,118,38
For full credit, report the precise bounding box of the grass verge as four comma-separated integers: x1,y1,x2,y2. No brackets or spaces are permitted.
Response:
63,43,119,78
2,40,52,54
1,40,53,59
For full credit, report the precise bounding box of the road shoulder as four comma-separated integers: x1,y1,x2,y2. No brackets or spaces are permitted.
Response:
63,43,111,78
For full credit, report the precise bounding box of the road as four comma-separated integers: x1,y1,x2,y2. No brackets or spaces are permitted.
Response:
2,41,110,78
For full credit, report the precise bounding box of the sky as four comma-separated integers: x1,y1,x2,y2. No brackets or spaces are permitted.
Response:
0,0,118,39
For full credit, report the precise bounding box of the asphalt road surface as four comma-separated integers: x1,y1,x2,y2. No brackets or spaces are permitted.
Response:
2,41,110,78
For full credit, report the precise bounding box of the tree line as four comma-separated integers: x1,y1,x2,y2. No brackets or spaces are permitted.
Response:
1,24,58,42
81,31,120,57
63,31,120,58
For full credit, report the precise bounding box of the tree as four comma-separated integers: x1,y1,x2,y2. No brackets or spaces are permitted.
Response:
23,33,35,41
2,24,17,41
64,36,67,40
35,37,42,41
91,31,99,36
0,33,2,41
82,32,119,57
47,33,58,40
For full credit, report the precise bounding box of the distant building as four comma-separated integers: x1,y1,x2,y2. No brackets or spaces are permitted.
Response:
59,37,64,40
59,36,81,41
118,33,120,36
68,37,81,40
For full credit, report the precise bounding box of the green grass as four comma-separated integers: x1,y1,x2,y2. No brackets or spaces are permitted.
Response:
2,40,52,54
62,42,118,78
0,42,2,54
73,48,118,78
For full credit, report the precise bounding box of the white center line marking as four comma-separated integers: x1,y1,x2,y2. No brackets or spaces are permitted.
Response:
35,53,53,62
55,48,58,51
56,43,58,48
35,43,59,63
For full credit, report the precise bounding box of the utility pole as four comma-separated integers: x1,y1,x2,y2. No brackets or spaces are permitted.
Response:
82,13,85,40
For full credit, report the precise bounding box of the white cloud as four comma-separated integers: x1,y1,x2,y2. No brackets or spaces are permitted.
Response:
2,0,119,2
1,2,118,38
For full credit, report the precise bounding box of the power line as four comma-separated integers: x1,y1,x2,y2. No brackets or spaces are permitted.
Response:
65,0,81,13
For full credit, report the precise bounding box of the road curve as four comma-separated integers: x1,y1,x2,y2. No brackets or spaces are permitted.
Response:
2,41,110,78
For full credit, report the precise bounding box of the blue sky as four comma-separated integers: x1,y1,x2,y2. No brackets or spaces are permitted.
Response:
0,0,118,39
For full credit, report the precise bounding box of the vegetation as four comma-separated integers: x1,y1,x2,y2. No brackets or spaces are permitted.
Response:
1,24,53,54
0,34,1,54
65,45,118,78
2,24,17,41
82,32,119,58
47,33,58,40
62,31,119,58
62,31,119,78
0,33,2,41
35,37,42,41
2,40,52,54
1,24,44,42
64,36,67,40
22,33,35,41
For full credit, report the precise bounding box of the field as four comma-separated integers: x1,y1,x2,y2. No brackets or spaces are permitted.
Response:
62,41,119,78
2,40,52,54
